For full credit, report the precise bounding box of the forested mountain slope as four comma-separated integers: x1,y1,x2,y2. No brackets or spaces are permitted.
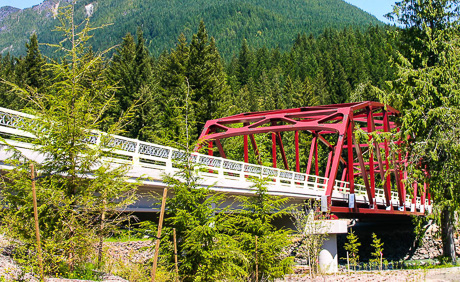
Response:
0,0,381,59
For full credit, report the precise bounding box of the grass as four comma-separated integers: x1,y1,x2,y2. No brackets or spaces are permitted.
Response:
104,233,151,243
57,263,103,281
104,229,152,243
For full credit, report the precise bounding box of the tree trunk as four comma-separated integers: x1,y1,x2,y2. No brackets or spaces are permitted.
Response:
97,199,107,268
441,206,457,264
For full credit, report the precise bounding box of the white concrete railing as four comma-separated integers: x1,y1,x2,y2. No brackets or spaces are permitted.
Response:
0,106,427,212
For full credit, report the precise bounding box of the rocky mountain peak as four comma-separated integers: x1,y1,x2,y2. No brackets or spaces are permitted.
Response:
0,6,20,22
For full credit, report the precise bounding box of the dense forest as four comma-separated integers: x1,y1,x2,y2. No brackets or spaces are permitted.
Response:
0,20,397,173
0,22,395,140
0,0,381,59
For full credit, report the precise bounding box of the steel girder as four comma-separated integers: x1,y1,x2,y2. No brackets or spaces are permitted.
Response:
195,101,429,216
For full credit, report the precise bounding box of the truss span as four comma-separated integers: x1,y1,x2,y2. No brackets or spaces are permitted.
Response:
197,101,431,216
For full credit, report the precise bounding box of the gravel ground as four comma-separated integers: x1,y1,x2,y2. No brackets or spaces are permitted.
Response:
2,233,460,282
280,267,460,281
0,233,131,282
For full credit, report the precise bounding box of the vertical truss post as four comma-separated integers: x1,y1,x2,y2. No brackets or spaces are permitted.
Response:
208,140,213,156
422,181,427,213
422,167,428,212
295,131,300,172
399,150,407,209
244,135,249,163
244,122,249,163
367,108,376,207
314,134,319,176
271,122,277,168
412,182,418,212
383,110,401,208
341,168,347,183
347,120,355,194
306,132,317,175
368,110,387,192
324,149,333,184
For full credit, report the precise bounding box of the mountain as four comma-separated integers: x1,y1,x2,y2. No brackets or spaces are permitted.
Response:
0,0,382,59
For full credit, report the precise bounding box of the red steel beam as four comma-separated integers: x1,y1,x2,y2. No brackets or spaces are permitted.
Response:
367,107,376,207
195,101,425,216
347,119,355,194
306,133,317,175
295,131,300,172
249,134,262,165
331,206,423,216
353,132,374,207
325,133,346,205
216,140,226,159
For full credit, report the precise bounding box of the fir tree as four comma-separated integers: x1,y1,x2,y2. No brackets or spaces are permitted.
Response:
370,233,384,270
386,0,460,264
344,229,361,270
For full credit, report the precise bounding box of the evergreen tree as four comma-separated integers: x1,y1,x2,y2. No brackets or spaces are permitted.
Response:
16,33,46,91
155,33,194,143
229,177,294,280
386,0,460,263
187,21,231,134
370,233,384,270
237,39,253,86
344,229,361,270
107,29,155,139
0,54,21,109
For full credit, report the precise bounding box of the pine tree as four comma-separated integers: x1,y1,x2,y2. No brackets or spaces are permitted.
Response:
107,29,155,139
229,177,294,280
187,21,230,134
370,233,384,270
237,39,253,86
344,229,361,270
386,0,460,264
155,33,196,144
17,33,46,90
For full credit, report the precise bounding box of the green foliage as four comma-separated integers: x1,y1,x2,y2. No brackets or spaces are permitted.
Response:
370,233,384,269
230,177,294,280
384,0,460,263
291,200,330,276
106,28,156,140
0,1,138,276
344,229,361,270
163,161,247,281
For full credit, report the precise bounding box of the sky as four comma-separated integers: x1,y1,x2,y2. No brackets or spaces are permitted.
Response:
1,0,397,24
345,0,397,24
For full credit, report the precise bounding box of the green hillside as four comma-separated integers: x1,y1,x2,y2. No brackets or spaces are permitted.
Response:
0,0,381,59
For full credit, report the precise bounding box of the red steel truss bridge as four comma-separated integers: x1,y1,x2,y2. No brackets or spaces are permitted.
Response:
0,102,431,216
197,101,431,216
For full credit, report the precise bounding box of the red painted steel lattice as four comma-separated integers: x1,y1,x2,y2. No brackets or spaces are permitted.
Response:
196,102,429,216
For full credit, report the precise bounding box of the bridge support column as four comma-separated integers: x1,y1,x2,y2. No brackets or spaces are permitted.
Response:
319,233,339,273
308,220,347,273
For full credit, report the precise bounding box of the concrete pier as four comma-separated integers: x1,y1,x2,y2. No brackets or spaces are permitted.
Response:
307,220,347,273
